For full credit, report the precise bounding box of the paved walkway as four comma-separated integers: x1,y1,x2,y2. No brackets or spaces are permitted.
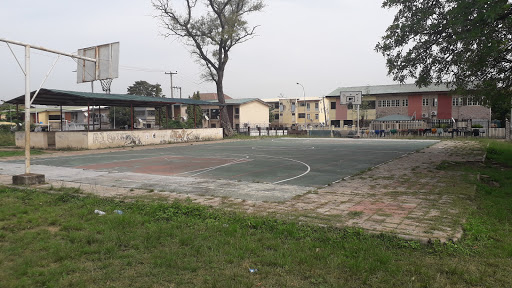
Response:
0,140,484,243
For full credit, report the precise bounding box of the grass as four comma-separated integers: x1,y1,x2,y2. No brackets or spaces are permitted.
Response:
0,140,511,287
0,149,44,158
0,131,15,146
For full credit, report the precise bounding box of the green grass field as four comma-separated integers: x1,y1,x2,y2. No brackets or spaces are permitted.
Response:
0,150,44,158
0,140,511,287
0,131,15,146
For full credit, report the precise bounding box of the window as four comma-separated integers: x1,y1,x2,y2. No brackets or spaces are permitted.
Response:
291,103,296,112
377,100,382,108
315,114,319,120
422,98,429,106
394,99,400,107
306,103,310,111
315,103,319,111
148,110,156,117
299,102,305,107
279,104,284,112
385,100,391,107
331,102,336,109
306,114,311,120
467,98,479,106
274,113,279,120
274,103,279,109
211,109,220,119
49,115,61,121
235,107,240,114
402,99,408,107
363,100,376,109
452,97,463,106
298,113,305,119
433,98,438,107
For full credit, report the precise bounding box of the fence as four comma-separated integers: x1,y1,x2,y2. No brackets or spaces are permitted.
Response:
236,127,288,137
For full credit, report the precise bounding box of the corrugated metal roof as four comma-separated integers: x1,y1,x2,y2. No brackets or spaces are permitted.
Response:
199,93,232,100
326,83,454,97
206,98,269,106
6,89,218,107
375,114,414,121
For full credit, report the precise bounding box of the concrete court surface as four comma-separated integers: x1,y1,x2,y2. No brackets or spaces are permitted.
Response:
0,138,483,242
2,138,438,189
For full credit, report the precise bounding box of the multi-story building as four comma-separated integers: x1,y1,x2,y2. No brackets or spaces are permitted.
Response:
325,84,491,128
264,97,328,129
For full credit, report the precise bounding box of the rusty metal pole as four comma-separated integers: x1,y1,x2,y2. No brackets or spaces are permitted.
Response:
87,103,90,131
131,104,134,131
60,105,63,131
98,106,102,130
166,106,169,129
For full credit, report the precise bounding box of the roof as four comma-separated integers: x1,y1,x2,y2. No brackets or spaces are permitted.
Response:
375,114,414,121
263,97,322,102
6,89,217,107
199,93,232,101
29,106,103,113
206,98,270,106
326,83,454,97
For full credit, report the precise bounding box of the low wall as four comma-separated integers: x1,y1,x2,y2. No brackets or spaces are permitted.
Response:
15,132,48,149
17,128,223,150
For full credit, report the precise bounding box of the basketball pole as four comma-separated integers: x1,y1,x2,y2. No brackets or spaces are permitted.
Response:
24,45,30,174
0,38,96,176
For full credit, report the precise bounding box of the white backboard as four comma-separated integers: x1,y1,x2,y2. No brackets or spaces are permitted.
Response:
77,42,119,83
340,91,362,105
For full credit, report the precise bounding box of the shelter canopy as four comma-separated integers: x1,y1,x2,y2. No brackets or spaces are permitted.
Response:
6,89,219,107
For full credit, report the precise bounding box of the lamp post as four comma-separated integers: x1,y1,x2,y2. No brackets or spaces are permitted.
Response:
296,83,306,130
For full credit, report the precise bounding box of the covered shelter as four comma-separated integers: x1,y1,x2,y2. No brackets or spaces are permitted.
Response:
370,114,426,131
6,88,219,130
6,89,225,149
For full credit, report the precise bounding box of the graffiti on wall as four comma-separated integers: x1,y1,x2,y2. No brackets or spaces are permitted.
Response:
91,129,211,147
92,132,142,146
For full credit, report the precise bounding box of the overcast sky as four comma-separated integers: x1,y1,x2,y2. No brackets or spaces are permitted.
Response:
0,0,397,103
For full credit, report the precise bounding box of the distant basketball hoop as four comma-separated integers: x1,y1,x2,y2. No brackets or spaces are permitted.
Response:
77,42,119,93
340,91,362,105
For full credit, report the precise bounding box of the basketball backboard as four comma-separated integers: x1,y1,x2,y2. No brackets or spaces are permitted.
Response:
77,42,119,83
340,91,362,105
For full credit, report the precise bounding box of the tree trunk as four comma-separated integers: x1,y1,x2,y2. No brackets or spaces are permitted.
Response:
216,70,234,137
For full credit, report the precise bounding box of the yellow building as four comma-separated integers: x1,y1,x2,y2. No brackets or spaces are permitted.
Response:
201,98,270,129
264,97,328,129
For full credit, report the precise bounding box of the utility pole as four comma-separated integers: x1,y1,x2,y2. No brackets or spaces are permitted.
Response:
173,86,182,99
165,71,177,98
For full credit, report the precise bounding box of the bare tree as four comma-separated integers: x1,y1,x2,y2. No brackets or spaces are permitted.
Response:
153,0,265,136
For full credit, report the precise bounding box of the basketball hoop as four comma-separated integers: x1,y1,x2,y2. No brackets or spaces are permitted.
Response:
100,78,113,94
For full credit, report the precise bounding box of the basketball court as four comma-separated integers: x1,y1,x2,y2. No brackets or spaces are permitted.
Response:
5,138,438,188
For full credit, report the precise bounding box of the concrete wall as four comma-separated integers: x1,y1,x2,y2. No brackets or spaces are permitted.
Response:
55,132,89,149
15,132,49,149
17,128,223,150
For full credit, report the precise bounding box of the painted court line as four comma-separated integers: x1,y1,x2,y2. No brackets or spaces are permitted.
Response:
176,158,252,176
252,155,311,184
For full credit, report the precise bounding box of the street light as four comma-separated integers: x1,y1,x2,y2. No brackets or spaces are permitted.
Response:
296,82,306,130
